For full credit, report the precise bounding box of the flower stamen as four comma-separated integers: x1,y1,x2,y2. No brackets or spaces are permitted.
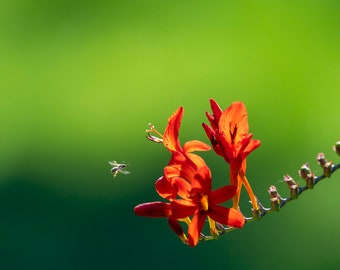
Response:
146,123,164,143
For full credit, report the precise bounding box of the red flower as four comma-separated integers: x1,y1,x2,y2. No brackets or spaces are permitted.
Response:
135,106,244,246
148,107,211,201
203,99,261,210
170,166,245,247
162,106,210,165
134,202,189,244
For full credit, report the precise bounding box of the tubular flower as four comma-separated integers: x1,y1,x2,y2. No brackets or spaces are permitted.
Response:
147,107,211,201
170,166,245,247
202,99,261,211
147,106,210,165
134,202,189,244
136,105,247,246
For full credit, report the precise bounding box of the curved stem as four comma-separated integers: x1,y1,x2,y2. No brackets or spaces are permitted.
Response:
199,162,340,242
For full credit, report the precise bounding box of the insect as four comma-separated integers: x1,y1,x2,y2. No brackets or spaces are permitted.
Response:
109,161,130,177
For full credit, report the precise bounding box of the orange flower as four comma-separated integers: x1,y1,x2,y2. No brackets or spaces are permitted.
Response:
170,166,245,247
158,106,210,165
135,106,244,246
147,107,210,200
203,99,261,211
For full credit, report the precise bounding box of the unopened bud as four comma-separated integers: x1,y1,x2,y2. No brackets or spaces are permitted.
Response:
317,153,327,167
251,198,264,220
298,163,315,188
323,161,333,177
334,140,340,156
298,163,311,180
316,153,333,177
268,185,281,211
134,201,171,217
252,208,261,220
284,174,299,199
268,185,278,198
168,218,188,245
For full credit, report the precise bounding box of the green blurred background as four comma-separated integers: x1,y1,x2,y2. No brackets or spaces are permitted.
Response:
1,0,340,269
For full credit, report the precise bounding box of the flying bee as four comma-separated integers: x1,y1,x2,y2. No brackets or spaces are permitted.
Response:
109,161,130,177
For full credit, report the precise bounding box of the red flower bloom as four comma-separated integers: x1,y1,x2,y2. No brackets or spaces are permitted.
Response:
147,107,211,201
203,99,261,210
135,106,244,246
170,166,245,247
162,106,211,166
134,202,189,244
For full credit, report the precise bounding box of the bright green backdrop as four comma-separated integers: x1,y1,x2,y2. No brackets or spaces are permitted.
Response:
1,1,340,269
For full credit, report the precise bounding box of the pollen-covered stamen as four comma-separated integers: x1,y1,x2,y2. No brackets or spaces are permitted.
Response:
146,123,164,143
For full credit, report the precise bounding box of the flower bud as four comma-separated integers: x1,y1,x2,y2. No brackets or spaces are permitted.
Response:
268,185,281,211
298,163,311,180
316,153,327,167
316,153,333,177
251,198,264,220
168,219,188,245
323,161,333,177
134,202,172,217
334,140,340,156
298,163,315,189
284,174,299,199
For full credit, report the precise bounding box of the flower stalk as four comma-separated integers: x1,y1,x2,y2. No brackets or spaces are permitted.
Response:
133,99,340,246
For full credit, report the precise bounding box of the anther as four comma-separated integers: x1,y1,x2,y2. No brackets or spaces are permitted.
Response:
146,123,164,143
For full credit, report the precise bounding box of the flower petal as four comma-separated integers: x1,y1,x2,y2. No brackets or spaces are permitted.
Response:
209,205,245,228
168,218,184,237
219,101,249,145
155,176,176,200
242,139,261,160
188,210,207,247
186,153,207,170
202,123,215,141
183,140,210,153
170,199,197,219
173,177,191,199
163,166,180,179
190,166,212,193
163,107,183,152
209,99,223,125
209,185,237,204
134,201,171,218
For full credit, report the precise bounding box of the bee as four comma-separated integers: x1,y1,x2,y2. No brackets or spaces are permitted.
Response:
109,161,130,177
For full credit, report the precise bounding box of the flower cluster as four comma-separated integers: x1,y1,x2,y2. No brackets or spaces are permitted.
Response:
134,99,260,246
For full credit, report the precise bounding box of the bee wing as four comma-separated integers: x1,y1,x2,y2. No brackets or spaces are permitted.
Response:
119,170,130,175
109,160,118,166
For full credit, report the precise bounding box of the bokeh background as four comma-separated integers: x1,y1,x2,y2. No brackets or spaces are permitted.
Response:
1,1,340,269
